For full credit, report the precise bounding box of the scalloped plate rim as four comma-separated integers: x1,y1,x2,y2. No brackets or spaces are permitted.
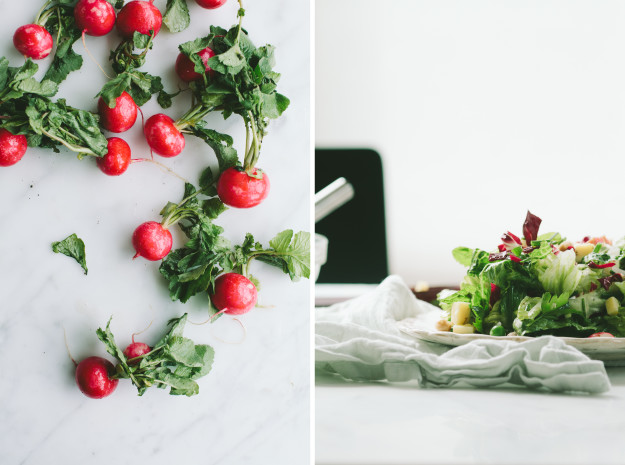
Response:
397,319,625,360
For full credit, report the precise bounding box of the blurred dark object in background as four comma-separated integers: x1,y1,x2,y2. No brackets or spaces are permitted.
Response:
315,148,388,283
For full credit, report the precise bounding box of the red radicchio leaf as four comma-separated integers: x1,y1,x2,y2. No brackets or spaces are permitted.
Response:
590,282,598,292
598,274,623,291
588,261,616,269
509,254,521,263
522,211,542,245
501,231,521,250
497,244,506,252
582,236,590,243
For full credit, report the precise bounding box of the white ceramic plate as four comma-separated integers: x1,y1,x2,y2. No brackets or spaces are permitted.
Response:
397,318,625,363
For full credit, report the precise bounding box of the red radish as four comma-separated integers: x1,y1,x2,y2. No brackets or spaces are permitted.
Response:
98,91,138,133
175,47,216,82
210,273,258,315
144,114,185,157
195,0,227,9
0,129,28,167
74,0,116,36
96,137,131,176
589,332,615,338
217,167,270,208
75,356,118,399
116,0,162,39
13,24,53,60
132,221,173,261
123,342,151,364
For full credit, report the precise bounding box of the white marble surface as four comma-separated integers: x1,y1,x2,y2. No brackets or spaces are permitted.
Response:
0,0,311,464
315,285,625,464
317,369,625,465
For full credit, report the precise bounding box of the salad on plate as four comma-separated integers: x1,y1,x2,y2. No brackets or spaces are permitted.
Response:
437,211,625,338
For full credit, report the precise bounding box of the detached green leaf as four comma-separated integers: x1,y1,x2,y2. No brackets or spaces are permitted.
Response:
163,0,190,33
51,233,88,274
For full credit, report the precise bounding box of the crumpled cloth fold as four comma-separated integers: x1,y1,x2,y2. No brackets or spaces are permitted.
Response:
316,276,610,394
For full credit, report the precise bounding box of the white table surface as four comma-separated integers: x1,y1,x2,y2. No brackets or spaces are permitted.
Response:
315,283,625,465
0,0,311,464
316,370,625,465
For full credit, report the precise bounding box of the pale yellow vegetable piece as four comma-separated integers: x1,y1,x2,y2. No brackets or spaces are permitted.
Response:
452,324,475,334
606,296,619,316
451,301,471,326
434,319,453,332
574,242,594,261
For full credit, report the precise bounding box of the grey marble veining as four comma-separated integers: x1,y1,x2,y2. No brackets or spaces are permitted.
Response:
0,0,311,463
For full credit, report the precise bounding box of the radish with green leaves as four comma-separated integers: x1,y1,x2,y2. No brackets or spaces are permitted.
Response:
210,273,258,316
170,4,289,207
175,47,215,82
132,221,173,260
116,0,162,38
144,113,185,157
217,167,270,208
98,91,138,133
96,137,131,176
13,24,53,60
96,314,214,396
123,342,151,364
0,129,27,167
75,356,119,399
73,0,116,37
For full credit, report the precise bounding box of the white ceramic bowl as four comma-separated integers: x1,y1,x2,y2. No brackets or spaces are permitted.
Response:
315,234,328,281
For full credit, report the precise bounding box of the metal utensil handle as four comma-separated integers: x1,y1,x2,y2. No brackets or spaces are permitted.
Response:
315,177,355,223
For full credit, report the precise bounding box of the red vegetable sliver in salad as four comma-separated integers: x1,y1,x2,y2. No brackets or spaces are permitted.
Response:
522,210,542,244
497,244,506,252
490,283,500,306
588,261,616,269
509,254,521,263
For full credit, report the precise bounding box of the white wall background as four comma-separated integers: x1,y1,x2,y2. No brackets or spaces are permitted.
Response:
316,0,625,286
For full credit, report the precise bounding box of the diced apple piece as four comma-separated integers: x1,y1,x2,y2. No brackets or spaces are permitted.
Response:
452,324,475,334
606,296,619,316
451,301,471,326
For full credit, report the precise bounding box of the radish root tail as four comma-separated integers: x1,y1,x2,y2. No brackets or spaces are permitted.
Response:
63,327,78,367
81,31,112,79
211,317,247,345
131,320,154,344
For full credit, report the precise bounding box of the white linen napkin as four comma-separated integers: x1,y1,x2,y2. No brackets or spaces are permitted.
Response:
316,276,611,394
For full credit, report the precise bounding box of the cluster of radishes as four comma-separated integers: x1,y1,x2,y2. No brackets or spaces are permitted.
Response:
73,275,256,399
4,0,287,399
75,339,150,399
